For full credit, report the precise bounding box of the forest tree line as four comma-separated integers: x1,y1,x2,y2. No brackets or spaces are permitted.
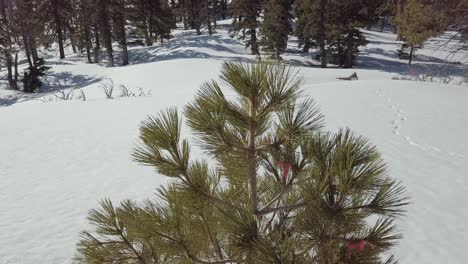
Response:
0,0,466,92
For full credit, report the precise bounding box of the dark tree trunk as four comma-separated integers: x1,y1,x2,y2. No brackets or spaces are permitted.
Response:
5,51,17,90
248,15,259,55
53,0,65,59
409,45,414,65
14,53,18,85
93,26,100,63
396,0,405,41
221,0,227,19
22,33,33,68
380,17,386,32
344,33,354,68
96,1,114,67
116,12,129,66
207,4,213,35
144,17,153,46
31,36,39,65
337,42,344,68
319,0,327,68
67,24,77,54
85,25,92,63
302,39,311,53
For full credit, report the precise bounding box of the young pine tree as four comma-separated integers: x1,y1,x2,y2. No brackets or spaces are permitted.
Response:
76,61,408,264
395,0,446,64
230,0,262,55
260,0,292,60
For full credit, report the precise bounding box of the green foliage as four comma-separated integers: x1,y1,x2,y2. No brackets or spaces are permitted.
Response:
230,0,262,54
260,0,292,59
76,61,409,263
294,0,373,67
22,58,51,93
395,0,446,48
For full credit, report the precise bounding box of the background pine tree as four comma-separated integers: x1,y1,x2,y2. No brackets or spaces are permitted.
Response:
76,61,409,264
230,0,262,55
260,0,292,59
395,0,446,64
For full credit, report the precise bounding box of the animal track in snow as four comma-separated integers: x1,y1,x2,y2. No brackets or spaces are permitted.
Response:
375,88,465,158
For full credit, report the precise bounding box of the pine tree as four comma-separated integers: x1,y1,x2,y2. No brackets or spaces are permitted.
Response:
43,0,72,59
94,0,114,67
395,0,446,64
294,0,330,67
76,61,408,264
127,0,174,45
295,0,372,68
0,0,19,90
111,0,129,66
230,0,262,55
75,0,94,63
260,0,292,59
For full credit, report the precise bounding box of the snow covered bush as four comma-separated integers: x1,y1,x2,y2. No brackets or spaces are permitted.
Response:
75,61,408,263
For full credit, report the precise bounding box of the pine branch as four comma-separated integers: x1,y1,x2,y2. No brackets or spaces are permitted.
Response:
257,202,307,215
182,243,235,264
200,213,224,260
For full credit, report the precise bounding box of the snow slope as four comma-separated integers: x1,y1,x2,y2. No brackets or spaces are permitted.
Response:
1,24,468,263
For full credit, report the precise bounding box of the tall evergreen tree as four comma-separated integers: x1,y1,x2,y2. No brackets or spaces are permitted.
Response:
128,0,174,45
230,0,262,55
75,0,94,63
260,0,292,59
295,0,330,67
111,0,129,66
94,0,114,67
295,0,376,68
395,0,446,64
0,0,19,90
76,61,408,264
43,0,72,59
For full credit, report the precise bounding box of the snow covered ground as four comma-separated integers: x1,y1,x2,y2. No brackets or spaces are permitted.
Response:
1,22,468,263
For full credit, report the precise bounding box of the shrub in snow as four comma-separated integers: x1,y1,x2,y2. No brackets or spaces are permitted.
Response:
76,62,408,264
101,79,115,99
22,58,51,93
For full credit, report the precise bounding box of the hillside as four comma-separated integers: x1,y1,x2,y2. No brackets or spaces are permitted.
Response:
1,22,468,263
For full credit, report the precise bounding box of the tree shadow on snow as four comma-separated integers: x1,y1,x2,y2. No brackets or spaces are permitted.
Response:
41,71,102,92
110,31,252,66
357,47,467,78
0,71,101,107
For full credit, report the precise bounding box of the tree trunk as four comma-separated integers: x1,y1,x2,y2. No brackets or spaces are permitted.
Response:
5,51,17,90
144,17,153,46
380,17,386,32
67,24,78,54
221,0,227,19
396,0,405,41
302,39,311,53
409,45,414,65
31,36,39,65
93,26,100,63
53,0,65,59
319,0,327,68
249,20,259,55
119,19,129,65
207,4,213,35
85,25,92,63
14,53,18,85
96,2,114,67
115,7,129,66
22,33,33,68
344,33,354,68
248,98,258,215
